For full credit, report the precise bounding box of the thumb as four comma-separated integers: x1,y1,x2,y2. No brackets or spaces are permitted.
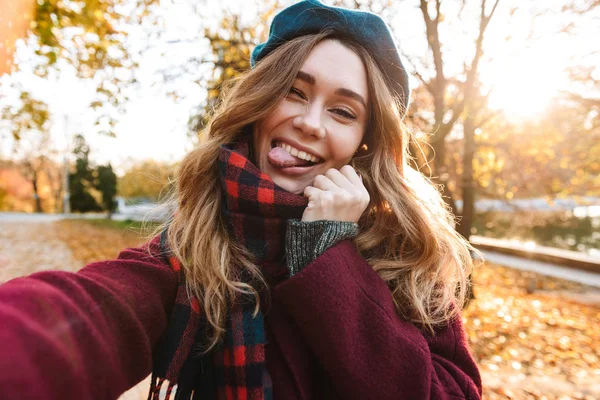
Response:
301,200,318,222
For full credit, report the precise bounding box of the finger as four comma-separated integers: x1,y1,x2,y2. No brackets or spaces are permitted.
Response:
339,165,362,186
312,174,339,191
324,168,354,191
303,185,324,200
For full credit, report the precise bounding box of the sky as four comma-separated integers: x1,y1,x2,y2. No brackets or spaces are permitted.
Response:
1,0,598,175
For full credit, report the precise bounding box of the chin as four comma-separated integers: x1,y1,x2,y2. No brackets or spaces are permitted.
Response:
271,174,311,195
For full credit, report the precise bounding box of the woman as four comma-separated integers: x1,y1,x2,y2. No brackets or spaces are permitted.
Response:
0,1,482,399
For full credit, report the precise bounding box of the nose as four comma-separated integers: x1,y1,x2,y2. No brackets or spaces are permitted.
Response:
292,103,326,139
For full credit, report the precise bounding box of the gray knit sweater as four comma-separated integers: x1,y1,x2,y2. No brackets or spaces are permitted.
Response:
285,219,359,276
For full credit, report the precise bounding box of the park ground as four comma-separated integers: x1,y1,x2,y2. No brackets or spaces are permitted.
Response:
0,219,598,400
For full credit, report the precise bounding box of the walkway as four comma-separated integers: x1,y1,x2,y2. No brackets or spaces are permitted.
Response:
478,250,600,288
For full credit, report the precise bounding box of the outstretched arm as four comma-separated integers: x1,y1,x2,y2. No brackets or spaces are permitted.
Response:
0,236,177,400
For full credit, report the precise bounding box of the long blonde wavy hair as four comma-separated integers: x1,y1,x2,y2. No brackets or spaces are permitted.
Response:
157,31,476,351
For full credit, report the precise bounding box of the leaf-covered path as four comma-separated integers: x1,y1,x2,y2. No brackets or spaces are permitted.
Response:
465,264,600,399
0,221,83,283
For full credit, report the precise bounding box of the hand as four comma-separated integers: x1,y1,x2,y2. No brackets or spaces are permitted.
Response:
302,165,370,223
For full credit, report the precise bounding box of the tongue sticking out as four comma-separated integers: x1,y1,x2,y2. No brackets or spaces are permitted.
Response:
268,146,313,168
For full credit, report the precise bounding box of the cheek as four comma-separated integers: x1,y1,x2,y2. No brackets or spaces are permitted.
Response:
329,128,365,166
255,114,279,147
263,102,297,129
252,125,267,158
256,104,293,142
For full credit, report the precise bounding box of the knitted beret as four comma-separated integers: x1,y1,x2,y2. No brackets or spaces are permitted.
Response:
251,0,410,115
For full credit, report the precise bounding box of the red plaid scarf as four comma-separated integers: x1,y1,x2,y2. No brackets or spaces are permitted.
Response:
148,139,307,400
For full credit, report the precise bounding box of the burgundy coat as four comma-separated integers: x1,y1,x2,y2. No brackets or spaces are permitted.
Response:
0,236,482,399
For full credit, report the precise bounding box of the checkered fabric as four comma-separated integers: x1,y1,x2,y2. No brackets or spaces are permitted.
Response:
148,139,307,400
219,140,308,275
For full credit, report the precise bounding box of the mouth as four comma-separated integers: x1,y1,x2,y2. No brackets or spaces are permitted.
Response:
268,140,324,169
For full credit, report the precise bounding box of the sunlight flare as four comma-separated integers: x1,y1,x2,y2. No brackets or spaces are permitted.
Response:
486,51,565,119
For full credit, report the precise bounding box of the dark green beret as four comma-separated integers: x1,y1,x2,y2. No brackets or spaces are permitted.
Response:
251,0,410,115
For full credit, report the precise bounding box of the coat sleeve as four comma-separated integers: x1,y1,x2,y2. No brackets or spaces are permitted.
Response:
0,235,178,400
274,240,482,400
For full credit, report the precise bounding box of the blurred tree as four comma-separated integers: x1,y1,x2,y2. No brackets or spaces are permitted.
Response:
2,0,159,142
476,100,600,201
1,90,50,142
69,134,102,212
96,164,117,217
0,163,34,212
22,157,46,213
406,0,500,231
547,0,600,197
0,158,63,212
189,15,262,132
0,187,6,210
466,0,600,203
457,84,495,239
187,3,278,134
0,88,56,212
31,0,161,135
117,160,176,201
400,0,500,307
43,160,64,213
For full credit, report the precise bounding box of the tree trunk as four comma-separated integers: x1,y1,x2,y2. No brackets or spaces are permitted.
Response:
459,114,477,308
44,165,63,213
457,115,476,240
32,169,42,213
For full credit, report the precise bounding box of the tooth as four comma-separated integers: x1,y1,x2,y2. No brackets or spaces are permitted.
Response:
298,151,307,160
283,144,291,152
310,155,318,162
290,147,299,157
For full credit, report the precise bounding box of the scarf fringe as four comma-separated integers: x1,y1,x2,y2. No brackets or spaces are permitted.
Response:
148,374,181,400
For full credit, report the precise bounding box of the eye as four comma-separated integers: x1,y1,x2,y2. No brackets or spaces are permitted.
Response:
331,108,356,120
288,87,307,100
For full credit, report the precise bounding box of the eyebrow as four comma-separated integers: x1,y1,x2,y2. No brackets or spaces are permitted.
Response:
296,71,367,109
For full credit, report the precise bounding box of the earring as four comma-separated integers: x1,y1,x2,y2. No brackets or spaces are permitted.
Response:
354,143,368,155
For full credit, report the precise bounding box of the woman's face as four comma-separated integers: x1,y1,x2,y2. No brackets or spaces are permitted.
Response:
253,39,369,194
